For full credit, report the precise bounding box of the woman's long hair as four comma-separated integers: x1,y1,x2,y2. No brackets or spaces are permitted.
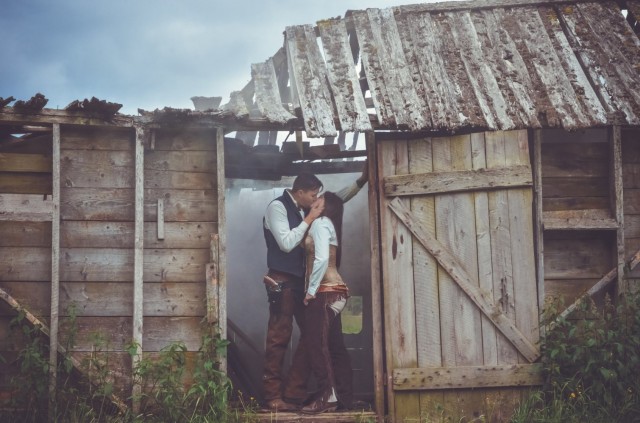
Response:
322,192,344,268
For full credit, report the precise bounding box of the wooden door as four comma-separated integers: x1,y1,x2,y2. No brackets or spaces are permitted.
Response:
376,130,541,422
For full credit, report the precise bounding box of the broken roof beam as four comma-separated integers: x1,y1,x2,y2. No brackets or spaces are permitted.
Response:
285,24,338,138
251,57,297,124
317,18,372,133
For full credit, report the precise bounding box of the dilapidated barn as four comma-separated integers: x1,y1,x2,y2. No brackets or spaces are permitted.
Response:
1,0,640,421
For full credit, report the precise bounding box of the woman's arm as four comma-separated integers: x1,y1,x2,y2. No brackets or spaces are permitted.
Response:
305,218,332,302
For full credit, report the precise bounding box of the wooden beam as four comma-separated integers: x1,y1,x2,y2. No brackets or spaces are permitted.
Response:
543,209,618,230
132,125,145,411
48,123,61,419
393,364,543,390
216,128,227,373
549,246,640,330
365,132,385,420
611,125,626,295
533,130,545,327
0,108,133,127
384,165,532,197
388,197,540,362
206,234,220,325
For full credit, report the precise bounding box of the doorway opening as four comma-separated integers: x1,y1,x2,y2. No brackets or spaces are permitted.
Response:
223,132,374,411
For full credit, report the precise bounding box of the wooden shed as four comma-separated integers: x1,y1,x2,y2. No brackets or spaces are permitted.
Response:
1,0,640,421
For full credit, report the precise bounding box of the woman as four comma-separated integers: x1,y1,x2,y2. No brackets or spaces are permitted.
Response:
301,191,353,414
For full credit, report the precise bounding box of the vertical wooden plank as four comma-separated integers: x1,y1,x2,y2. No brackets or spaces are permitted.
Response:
157,199,164,240
407,137,443,415
207,234,220,325
132,125,145,411
470,133,498,367
48,123,61,419
504,131,538,347
216,128,227,373
378,138,419,421
451,134,485,417
612,125,626,295
533,130,545,324
365,132,385,420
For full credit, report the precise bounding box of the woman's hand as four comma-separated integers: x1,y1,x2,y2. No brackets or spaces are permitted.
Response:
304,293,315,306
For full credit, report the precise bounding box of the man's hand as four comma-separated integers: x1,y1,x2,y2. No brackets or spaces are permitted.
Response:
303,293,315,306
357,161,369,188
304,196,324,225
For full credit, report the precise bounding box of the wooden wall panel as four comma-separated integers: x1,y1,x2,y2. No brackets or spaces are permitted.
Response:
60,221,215,249
61,188,217,221
0,221,51,247
0,247,52,281
61,127,134,151
0,281,205,317
153,129,217,151
59,316,203,352
59,248,209,282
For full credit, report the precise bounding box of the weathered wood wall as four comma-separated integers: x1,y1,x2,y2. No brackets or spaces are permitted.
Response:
0,125,219,395
539,128,616,305
623,128,640,284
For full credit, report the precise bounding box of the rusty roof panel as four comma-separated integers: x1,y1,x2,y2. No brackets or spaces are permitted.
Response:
558,2,640,125
285,25,337,137
228,0,640,136
317,18,372,132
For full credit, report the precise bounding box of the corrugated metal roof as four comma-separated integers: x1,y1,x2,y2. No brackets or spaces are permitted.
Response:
222,0,640,137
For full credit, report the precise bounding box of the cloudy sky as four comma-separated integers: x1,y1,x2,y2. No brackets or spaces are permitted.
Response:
1,0,462,115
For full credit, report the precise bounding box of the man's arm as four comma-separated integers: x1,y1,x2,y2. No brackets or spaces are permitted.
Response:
264,201,309,252
264,197,324,252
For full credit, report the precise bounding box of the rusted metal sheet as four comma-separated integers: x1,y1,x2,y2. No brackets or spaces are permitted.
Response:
350,10,396,127
251,58,296,124
317,18,372,132
396,11,469,130
558,2,640,125
352,9,430,130
285,25,337,137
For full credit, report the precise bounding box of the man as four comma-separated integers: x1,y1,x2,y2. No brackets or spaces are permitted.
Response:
262,169,367,411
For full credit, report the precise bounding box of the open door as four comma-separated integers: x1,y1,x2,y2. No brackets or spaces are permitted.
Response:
375,130,541,421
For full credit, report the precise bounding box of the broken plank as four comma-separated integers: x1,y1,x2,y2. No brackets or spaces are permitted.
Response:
317,18,372,132
384,164,532,196
251,58,296,123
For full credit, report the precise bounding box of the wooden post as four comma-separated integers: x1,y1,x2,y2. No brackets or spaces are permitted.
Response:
366,131,385,421
132,126,145,411
215,128,227,373
611,125,626,296
532,130,545,320
157,199,165,240
48,123,61,420
207,234,220,326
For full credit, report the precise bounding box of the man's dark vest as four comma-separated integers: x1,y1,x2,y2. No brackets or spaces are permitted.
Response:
264,190,305,278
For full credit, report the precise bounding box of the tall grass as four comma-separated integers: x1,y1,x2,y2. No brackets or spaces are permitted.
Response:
512,291,640,423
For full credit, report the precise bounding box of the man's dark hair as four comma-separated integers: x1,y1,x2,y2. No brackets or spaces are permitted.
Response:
292,172,323,192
